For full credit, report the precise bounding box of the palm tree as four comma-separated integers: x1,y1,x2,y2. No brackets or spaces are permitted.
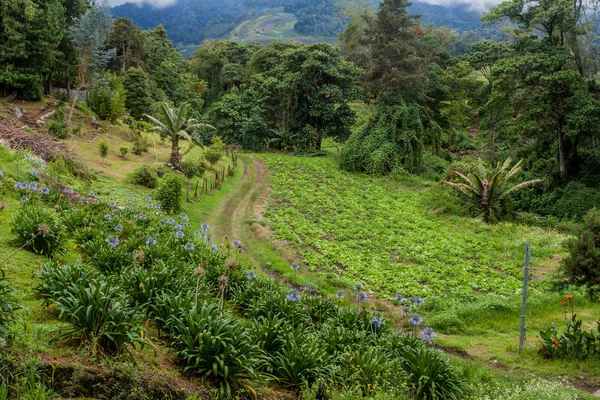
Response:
441,158,543,222
144,102,214,170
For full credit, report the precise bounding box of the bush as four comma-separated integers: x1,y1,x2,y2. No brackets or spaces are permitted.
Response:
529,181,600,220
420,152,451,180
0,269,20,339
204,148,223,165
48,120,68,139
35,260,99,307
89,71,126,123
131,165,158,188
131,139,150,155
53,280,143,354
180,159,208,179
154,176,182,213
98,141,108,159
11,203,65,257
561,208,600,297
119,146,129,157
123,68,152,120
169,304,264,398
397,346,464,399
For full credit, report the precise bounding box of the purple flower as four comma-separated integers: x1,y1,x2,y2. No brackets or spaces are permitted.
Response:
194,230,203,237
301,284,312,292
0,170,3,176
166,218,175,225
154,204,161,210
354,284,363,291
174,223,183,230
286,289,301,302
356,291,368,302
28,182,38,191
146,237,157,246
232,240,241,248
14,182,26,189
105,235,120,248
147,204,154,209
104,214,112,221
421,327,436,342
145,196,151,203
394,293,403,302
412,296,424,307
114,224,123,232
39,186,50,195
409,314,422,326
336,290,345,299
205,236,212,243
201,223,209,233
109,200,116,207
89,192,95,197
137,213,147,220
211,244,218,252
30,171,37,177
184,242,195,251
180,213,188,221
370,316,383,329
129,196,135,201
21,195,29,202
290,263,300,271
175,230,184,238
247,271,257,280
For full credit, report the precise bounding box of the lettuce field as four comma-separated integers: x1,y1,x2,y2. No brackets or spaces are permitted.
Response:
259,154,568,297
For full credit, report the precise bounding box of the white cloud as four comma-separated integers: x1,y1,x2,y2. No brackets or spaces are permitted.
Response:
416,0,502,11
108,0,177,7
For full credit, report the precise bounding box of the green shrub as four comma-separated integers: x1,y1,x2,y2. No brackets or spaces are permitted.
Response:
169,304,264,398
154,176,182,213
342,346,401,396
204,148,223,165
397,346,464,400
131,165,158,188
48,120,69,139
119,146,129,157
271,328,333,387
180,159,208,179
11,203,65,257
131,139,150,155
0,269,20,339
530,181,600,220
83,238,132,275
420,152,451,180
98,141,109,159
89,71,126,123
561,208,600,297
35,260,99,307
53,280,143,354
427,311,464,335
123,68,152,120
121,262,188,310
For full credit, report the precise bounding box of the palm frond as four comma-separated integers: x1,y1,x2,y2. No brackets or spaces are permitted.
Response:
499,179,543,200
505,159,524,181
440,181,479,198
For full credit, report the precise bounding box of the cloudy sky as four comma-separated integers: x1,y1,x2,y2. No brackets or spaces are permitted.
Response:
107,0,502,10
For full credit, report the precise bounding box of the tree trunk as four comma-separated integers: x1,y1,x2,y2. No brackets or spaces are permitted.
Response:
67,82,84,125
557,124,567,181
170,138,181,170
489,107,495,166
315,126,322,150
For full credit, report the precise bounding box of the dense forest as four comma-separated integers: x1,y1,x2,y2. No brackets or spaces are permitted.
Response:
110,0,501,46
2,0,600,398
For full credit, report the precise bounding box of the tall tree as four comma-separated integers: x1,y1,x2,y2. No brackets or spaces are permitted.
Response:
105,18,145,73
67,1,115,124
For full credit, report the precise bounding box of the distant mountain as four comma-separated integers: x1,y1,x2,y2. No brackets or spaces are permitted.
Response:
111,0,492,46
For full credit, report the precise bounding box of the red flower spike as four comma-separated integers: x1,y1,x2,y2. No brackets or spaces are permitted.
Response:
552,339,559,347
561,301,566,307
566,295,574,301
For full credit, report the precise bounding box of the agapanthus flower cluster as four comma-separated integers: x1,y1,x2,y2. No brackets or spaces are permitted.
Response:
114,224,123,232
175,230,184,238
354,283,363,291
146,237,157,246
211,244,218,252
370,316,383,329
105,235,120,248
184,242,195,251
104,214,112,221
409,313,422,326
286,289,301,302
356,291,368,302
336,290,345,299
14,181,50,196
201,223,209,233
247,271,257,280
232,240,241,248
412,296,424,307
290,263,300,271
421,327,436,342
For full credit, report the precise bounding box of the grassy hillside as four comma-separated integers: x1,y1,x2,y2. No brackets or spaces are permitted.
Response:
229,8,332,45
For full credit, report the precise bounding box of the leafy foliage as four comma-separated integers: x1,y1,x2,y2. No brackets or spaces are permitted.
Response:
441,158,543,222
154,175,182,213
11,202,65,257
561,209,600,297
89,71,126,123
131,165,159,188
